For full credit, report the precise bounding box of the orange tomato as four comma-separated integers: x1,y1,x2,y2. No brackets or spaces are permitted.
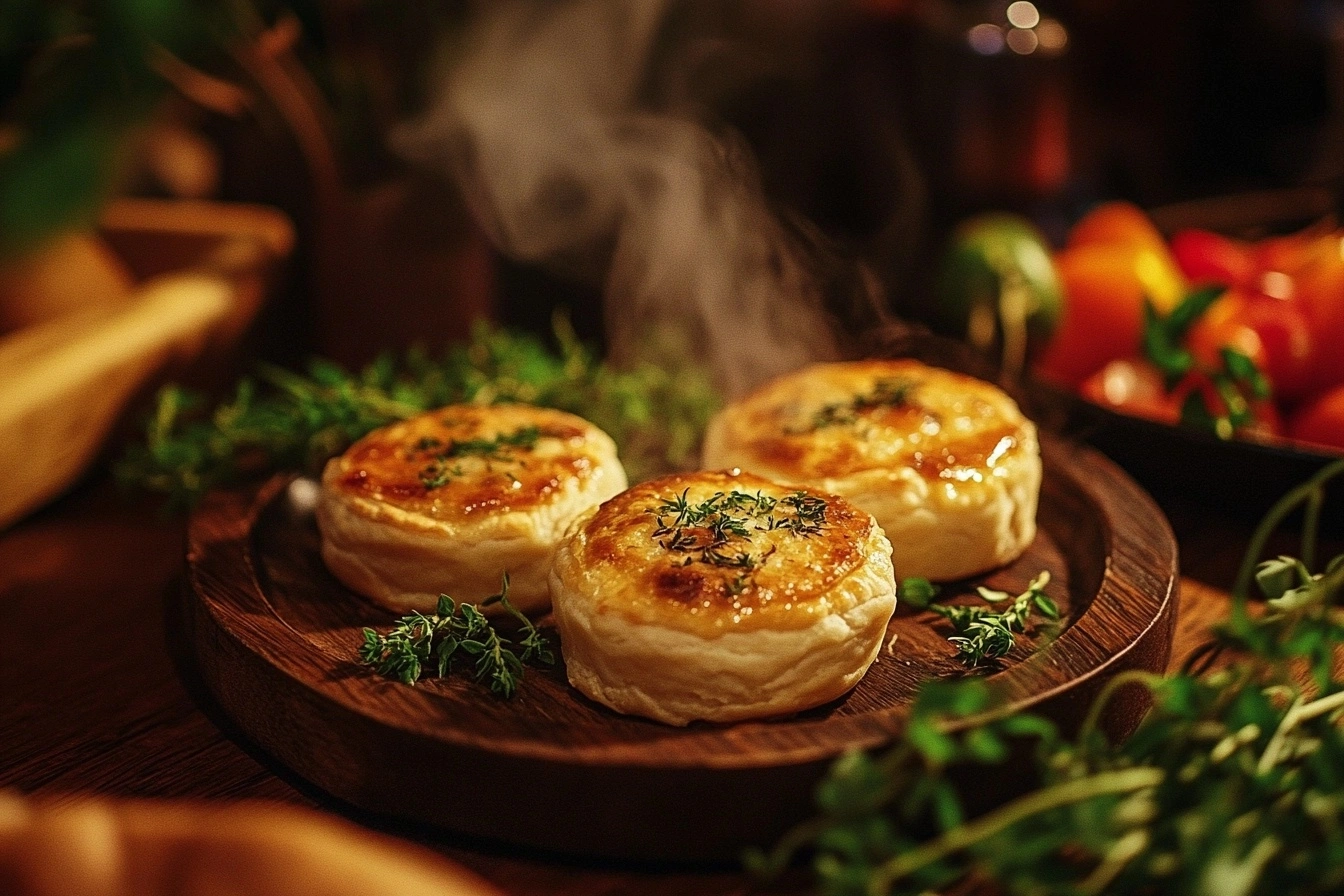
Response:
1065,201,1187,312
1288,383,1344,453
1035,244,1149,386
1066,201,1168,253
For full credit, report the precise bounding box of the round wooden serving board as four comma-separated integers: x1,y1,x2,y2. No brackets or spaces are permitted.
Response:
184,435,1178,862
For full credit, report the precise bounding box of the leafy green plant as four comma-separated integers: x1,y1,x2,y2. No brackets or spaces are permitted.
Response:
751,458,1344,896
0,2,241,257
117,316,719,505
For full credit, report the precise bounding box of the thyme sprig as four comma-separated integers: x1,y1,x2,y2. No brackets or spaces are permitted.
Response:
803,377,916,431
930,571,1060,668
117,317,718,506
357,575,552,698
751,458,1344,896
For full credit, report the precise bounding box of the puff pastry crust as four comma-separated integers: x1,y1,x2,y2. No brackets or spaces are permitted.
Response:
700,359,1040,581
550,469,897,725
317,404,627,614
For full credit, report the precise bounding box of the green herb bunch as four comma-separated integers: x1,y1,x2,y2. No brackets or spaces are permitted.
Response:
357,576,553,698
751,459,1344,896
117,316,719,506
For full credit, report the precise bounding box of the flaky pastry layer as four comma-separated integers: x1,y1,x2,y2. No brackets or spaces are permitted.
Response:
550,470,897,725
701,360,1041,580
317,404,626,614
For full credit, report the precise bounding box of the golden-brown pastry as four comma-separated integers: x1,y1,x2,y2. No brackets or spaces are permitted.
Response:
700,359,1040,581
317,403,627,615
550,469,897,725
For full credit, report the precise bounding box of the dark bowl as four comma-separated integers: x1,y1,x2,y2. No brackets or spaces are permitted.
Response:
1027,382,1344,529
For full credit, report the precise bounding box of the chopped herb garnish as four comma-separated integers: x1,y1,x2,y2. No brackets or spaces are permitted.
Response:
649,488,826,591
357,575,552,697
415,425,542,490
804,377,916,431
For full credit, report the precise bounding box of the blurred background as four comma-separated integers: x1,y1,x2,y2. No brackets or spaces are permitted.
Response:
2,0,1342,368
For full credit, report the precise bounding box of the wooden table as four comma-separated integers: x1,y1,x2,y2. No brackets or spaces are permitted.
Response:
0,472,1286,895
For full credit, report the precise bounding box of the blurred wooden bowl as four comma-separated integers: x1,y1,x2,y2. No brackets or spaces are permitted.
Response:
0,198,293,530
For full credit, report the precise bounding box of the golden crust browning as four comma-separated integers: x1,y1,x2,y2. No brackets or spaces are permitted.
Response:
701,360,1041,581
316,404,627,614
550,470,898,725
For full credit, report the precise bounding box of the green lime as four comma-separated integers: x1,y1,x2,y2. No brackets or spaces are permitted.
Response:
935,213,1063,370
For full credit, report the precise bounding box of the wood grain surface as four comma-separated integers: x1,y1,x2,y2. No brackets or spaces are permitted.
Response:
182,434,1177,861
1,468,1289,895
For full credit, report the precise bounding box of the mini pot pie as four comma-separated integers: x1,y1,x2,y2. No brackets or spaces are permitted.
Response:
550,469,897,726
700,359,1041,581
317,404,627,615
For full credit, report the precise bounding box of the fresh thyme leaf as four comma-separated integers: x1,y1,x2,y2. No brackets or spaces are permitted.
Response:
897,577,940,609
118,317,719,506
357,574,551,697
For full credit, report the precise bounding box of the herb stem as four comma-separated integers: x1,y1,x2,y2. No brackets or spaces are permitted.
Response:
868,767,1165,895
1234,459,1344,599
1258,689,1344,775
1302,487,1324,574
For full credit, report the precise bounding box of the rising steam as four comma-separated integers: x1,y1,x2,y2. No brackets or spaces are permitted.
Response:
393,0,842,398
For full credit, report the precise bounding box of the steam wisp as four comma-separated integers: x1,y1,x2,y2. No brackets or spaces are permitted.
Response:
394,0,842,398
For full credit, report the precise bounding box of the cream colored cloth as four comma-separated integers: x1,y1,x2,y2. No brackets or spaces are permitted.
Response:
0,792,500,896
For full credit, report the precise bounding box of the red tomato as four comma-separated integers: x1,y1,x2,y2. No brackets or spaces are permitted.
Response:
1080,358,1283,437
1175,371,1284,439
1276,231,1344,394
1169,229,1256,288
1186,288,1313,400
1079,358,1180,425
1288,383,1344,453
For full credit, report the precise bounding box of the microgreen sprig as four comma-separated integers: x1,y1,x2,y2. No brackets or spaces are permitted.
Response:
357,575,552,698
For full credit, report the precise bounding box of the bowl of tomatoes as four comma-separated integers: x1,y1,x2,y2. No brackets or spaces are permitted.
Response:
937,190,1344,520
